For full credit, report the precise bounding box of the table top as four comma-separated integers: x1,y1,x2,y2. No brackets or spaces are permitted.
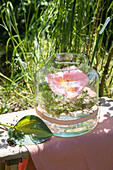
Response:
0,97,113,162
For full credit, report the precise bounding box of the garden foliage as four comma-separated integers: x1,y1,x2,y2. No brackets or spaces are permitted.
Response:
0,0,113,114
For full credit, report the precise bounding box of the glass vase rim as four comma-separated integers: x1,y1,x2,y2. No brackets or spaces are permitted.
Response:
46,53,89,71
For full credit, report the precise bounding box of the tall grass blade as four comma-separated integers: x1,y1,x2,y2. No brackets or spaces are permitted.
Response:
90,16,112,67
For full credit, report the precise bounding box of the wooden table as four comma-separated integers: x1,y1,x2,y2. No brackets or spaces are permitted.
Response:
0,109,36,169
0,97,113,170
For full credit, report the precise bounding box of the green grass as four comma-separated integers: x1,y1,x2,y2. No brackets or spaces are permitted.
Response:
0,0,113,114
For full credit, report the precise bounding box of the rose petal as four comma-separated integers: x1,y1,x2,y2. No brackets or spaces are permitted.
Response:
65,90,79,99
49,83,65,96
44,74,53,83
44,65,89,98
63,69,88,82
63,65,77,70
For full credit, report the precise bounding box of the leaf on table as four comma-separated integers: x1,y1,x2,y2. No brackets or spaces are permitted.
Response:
8,115,53,145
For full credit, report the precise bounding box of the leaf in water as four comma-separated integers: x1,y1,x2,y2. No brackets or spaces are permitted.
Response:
8,115,53,145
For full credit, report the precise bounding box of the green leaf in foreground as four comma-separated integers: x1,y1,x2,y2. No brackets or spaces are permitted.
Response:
8,115,53,145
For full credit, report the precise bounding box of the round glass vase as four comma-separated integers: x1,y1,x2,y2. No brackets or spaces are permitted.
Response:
34,53,99,137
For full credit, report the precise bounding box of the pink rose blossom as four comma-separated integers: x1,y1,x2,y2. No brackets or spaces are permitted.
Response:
44,66,89,99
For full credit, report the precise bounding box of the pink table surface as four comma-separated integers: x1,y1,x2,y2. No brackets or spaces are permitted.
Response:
24,101,113,170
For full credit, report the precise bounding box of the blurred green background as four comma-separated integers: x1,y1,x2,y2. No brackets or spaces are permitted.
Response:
0,0,113,114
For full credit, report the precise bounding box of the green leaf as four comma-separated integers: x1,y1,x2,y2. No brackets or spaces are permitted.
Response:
8,115,53,145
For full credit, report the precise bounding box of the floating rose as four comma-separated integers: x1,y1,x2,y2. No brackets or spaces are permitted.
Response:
44,66,89,99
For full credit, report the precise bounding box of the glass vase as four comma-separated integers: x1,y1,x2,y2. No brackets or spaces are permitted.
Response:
35,53,99,137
